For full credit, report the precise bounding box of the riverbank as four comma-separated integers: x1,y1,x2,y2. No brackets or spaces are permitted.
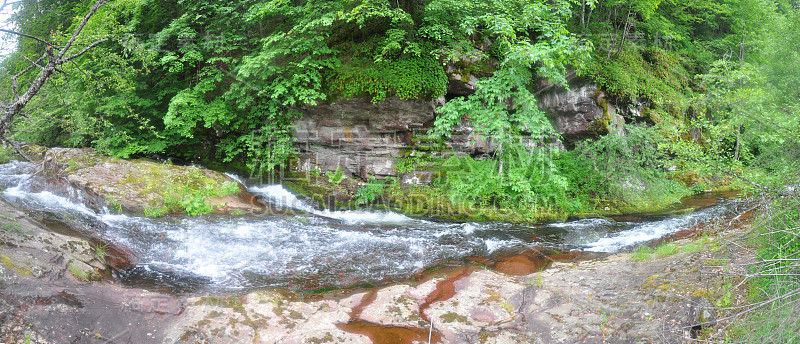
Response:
281,169,738,225
0,194,754,343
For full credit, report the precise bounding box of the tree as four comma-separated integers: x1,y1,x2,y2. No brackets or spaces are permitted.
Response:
426,0,590,160
0,0,109,160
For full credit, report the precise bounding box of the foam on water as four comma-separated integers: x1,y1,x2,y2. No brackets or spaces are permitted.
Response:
250,184,415,224
249,185,316,213
315,209,414,224
484,238,526,253
4,186,97,217
582,204,731,252
549,218,613,229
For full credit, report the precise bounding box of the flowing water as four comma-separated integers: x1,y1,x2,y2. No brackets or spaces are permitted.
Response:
0,161,744,294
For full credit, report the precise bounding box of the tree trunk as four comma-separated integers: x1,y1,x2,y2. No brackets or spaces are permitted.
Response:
734,124,742,161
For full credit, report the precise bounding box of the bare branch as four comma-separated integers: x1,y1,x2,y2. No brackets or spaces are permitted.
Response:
21,54,46,69
0,29,57,48
12,55,44,78
691,288,800,329
54,67,70,76
0,0,29,9
62,38,108,62
56,0,109,60
0,136,31,162
0,0,109,162
69,59,91,79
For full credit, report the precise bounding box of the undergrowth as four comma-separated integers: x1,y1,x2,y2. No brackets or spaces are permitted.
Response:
732,196,800,342
141,166,241,217
630,234,718,262
295,124,701,222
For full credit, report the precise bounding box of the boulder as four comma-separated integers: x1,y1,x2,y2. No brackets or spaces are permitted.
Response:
40,148,264,216
539,82,625,142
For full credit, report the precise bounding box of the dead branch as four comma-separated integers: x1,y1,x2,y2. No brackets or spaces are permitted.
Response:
56,0,108,60
0,28,55,47
0,0,109,161
62,38,108,62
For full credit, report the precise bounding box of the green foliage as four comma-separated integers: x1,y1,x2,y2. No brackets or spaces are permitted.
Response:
3,0,481,175
584,47,693,109
557,125,691,210
143,205,168,218
755,200,800,291
330,56,446,101
439,146,572,211
423,0,591,216
682,234,718,253
1,215,24,233
141,167,241,217
180,192,213,217
714,282,733,308
395,150,439,174
326,167,344,185
67,259,99,282
0,145,15,164
428,0,590,148
630,245,656,262
93,244,108,265
731,189,800,342
431,68,557,147
654,243,680,257
355,177,386,205
631,241,681,261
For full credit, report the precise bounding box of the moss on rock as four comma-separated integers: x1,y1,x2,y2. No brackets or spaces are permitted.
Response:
41,148,264,217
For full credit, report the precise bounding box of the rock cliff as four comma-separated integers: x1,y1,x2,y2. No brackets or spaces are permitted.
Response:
293,78,628,180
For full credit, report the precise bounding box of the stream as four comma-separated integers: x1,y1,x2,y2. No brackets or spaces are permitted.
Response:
0,160,744,294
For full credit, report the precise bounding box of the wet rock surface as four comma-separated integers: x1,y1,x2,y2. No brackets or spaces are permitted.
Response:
165,233,748,344
0,199,183,343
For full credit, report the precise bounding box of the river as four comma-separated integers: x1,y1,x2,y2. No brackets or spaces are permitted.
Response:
0,160,744,294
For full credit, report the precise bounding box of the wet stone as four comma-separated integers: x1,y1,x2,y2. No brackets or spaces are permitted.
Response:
358,285,425,327
426,270,526,343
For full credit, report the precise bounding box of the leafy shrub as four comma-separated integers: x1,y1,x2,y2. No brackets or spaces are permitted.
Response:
327,167,345,185
355,177,386,205
439,146,573,211
144,167,241,217
0,145,15,164
557,125,691,210
582,46,693,113
182,192,213,217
